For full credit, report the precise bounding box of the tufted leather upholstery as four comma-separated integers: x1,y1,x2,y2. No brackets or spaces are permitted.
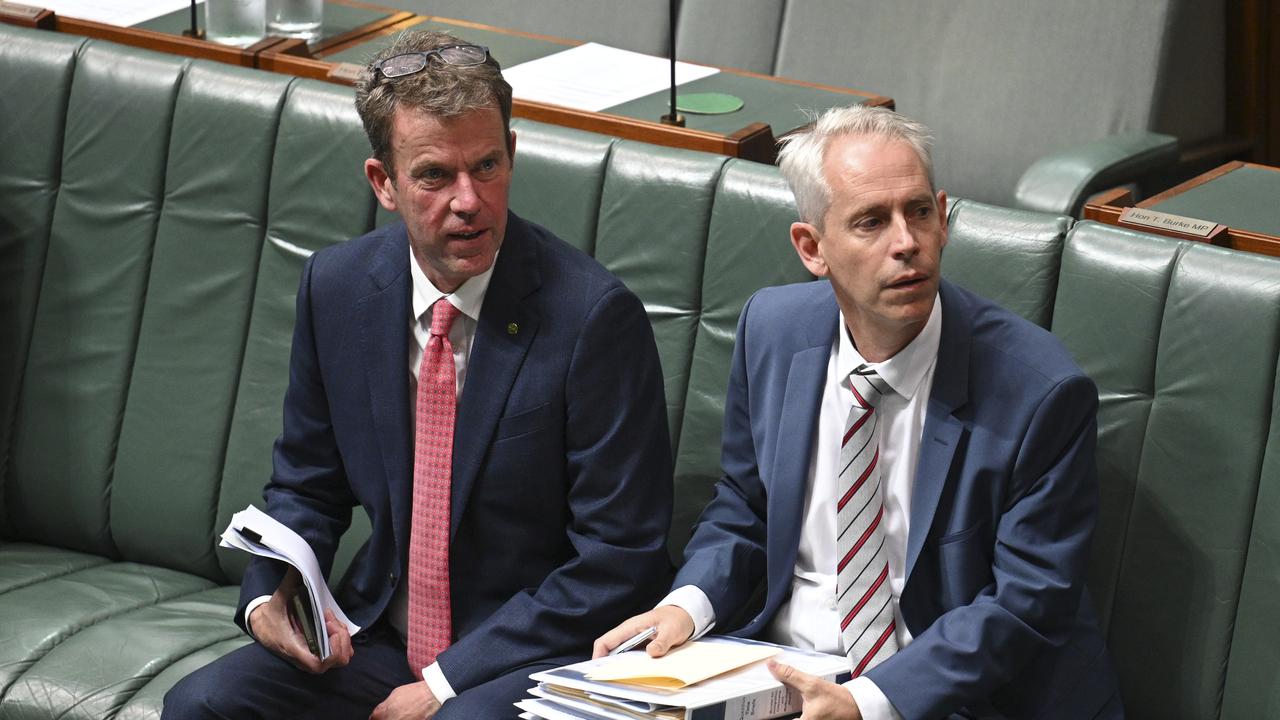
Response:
1,23,1276,720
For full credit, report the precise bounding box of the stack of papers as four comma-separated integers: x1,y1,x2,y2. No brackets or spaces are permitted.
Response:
503,43,719,113
517,636,851,720
220,505,360,658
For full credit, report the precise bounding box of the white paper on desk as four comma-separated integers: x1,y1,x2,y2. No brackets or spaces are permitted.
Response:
587,641,779,688
502,42,719,112
219,505,361,658
32,0,192,26
531,636,849,709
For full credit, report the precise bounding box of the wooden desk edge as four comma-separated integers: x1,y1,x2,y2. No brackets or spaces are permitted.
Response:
0,2,53,29
54,16,256,65
1084,201,1280,256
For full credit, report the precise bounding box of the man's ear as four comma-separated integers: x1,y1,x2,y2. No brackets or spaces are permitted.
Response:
508,130,517,166
936,189,948,249
790,221,829,277
364,158,397,212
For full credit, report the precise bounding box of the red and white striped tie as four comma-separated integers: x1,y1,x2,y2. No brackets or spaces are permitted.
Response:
406,299,461,677
836,363,899,677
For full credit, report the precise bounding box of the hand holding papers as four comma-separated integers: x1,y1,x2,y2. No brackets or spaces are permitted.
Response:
220,505,360,659
520,637,852,720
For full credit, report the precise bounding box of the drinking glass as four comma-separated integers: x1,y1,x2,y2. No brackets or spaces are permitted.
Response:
206,0,266,47
267,0,324,42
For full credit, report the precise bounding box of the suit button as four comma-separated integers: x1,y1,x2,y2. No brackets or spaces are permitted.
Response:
388,573,397,587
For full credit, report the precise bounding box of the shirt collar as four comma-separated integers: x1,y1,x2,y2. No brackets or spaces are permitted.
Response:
409,247,497,325
837,294,942,401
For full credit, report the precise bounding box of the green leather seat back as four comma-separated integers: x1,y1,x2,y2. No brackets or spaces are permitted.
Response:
110,63,294,581
671,160,812,552
1054,221,1280,719
508,119,616,255
1050,224,1178,638
677,0,1224,208
593,142,729,454
7,41,189,557
676,0,782,75
216,80,380,584
0,29,87,526
1223,410,1280,720
943,198,1071,329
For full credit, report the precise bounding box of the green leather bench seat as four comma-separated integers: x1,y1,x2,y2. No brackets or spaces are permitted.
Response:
2,23,1278,720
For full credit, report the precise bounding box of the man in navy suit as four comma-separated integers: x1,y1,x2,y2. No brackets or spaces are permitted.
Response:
596,106,1121,719
164,30,672,719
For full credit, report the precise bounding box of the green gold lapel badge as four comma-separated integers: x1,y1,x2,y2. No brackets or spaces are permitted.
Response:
507,322,519,335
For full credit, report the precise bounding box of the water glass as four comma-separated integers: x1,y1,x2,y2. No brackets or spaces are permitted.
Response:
205,0,266,47
267,0,324,42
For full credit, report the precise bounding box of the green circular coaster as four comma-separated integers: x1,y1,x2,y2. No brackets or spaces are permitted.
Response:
677,92,744,115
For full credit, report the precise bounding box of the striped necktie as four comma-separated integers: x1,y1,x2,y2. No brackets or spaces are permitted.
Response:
836,363,900,677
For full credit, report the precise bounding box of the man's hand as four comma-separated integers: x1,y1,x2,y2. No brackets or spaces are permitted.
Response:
769,660,862,720
592,606,695,659
369,681,440,720
248,568,353,673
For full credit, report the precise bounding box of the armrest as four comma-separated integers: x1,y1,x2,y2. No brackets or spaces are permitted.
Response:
1014,131,1179,217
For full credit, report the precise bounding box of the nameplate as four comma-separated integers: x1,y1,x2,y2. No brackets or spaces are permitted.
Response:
0,1,45,21
1119,207,1222,239
327,62,366,86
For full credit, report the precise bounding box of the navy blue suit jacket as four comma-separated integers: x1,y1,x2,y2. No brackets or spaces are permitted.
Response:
675,279,1119,719
238,212,673,692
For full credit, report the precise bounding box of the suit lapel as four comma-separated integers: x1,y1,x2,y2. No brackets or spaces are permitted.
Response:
765,293,838,604
904,281,969,579
449,215,540,539
359,226,414,556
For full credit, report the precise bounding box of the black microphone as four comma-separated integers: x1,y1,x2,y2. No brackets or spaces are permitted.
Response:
660,0,685,127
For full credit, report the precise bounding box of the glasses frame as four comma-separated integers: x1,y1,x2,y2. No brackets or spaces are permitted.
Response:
373,44,491,79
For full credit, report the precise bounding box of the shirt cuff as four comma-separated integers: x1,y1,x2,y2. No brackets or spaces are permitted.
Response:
658,585,716,640
845,676,902,720
423,661,456,705
243,595,272,639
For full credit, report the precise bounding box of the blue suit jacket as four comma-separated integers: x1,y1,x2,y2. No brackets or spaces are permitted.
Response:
238,213,673,692
675,279,1120,719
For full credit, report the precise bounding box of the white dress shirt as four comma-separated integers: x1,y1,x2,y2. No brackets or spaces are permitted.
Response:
663,297,941,720
246,247,496,708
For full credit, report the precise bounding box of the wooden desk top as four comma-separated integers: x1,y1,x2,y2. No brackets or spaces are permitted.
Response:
2,0,892,162
1085,162,1280,257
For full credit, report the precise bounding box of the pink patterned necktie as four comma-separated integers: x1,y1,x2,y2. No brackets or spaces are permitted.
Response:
406,299,462,677
836,363,900,677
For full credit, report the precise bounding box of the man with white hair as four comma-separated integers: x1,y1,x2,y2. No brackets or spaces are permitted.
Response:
597,105,1122,719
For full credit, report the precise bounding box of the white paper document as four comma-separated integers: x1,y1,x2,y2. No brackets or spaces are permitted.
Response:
502,43,719,112
31,0,192,26
586,640,780,688
220,505,361,658
524,636,851,720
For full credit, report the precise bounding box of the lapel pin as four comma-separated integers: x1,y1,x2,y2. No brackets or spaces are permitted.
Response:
507,322,519,335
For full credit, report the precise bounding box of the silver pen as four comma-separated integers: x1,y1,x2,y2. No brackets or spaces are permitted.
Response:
608,626,657,656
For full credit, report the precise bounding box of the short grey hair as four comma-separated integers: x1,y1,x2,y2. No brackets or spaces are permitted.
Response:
777,105,935,228
355,30,513,176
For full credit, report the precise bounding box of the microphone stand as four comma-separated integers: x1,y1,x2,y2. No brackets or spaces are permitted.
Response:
182,0,204,38
660,0,685,126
